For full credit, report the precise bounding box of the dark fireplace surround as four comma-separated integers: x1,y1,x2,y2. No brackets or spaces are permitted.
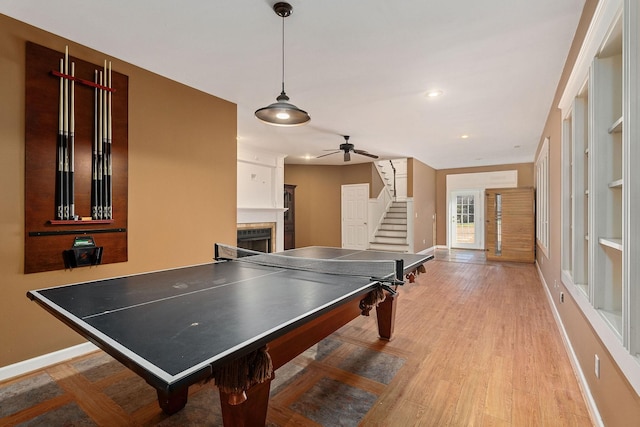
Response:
236,222,275,253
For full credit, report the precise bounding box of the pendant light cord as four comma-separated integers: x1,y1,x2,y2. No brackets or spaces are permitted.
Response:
281,14,286,94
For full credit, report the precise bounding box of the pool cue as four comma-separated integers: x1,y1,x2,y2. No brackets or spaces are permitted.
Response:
106,61,113,219
92,70,99,219
62,46,70,220
69,61,75,220
97,70,104,219
56,58,65,220
101,60,108,219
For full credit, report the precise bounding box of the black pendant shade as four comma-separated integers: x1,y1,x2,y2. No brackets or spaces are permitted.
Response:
255,88,310,126
254,2,310,127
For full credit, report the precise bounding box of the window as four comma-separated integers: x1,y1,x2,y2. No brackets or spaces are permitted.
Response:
536,137,550,256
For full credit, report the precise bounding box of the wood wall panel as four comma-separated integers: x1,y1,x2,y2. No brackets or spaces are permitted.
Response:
485,187,535,263
24,42,128,273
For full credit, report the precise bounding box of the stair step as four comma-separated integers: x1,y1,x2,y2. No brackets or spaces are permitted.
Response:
388,207,406,213
386,213,405,218
382,218,407,225
372,236,408,244
385,213,406,219
379,224,407,231
368,242,409,253
376,230,407,238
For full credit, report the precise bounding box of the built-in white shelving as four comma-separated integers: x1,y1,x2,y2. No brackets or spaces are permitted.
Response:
559,0,640,397
599,237,623,251
608,179,623,188
608,115,624,133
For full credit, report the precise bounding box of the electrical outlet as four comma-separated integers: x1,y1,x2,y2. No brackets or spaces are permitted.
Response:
554,279,558,288
595,354,600,378
560,292,564,303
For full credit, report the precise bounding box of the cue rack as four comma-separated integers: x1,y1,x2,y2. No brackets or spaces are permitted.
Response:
24,42,129,273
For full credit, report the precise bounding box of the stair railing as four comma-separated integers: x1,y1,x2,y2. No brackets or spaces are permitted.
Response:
389,160,397,200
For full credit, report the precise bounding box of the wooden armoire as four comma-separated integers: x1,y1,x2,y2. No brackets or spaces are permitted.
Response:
284,184,296,250
484,187,535,263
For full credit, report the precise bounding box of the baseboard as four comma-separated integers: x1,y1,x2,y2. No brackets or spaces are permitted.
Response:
0,342,98,382
535,262,604,427
416,246,435,257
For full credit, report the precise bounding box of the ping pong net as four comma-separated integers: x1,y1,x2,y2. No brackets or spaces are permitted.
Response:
214,243,404,285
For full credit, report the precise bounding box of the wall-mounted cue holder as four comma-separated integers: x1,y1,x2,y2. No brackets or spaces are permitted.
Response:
63,236,103,269
24,41,129,274
51,45,116,223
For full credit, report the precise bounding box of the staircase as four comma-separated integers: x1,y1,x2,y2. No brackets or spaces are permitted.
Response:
369,201,409,252
376,161,396,198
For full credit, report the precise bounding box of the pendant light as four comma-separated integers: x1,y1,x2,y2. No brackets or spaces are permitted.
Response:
255,2,310,126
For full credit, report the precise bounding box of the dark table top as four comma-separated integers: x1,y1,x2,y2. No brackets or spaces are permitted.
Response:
27,246,431,392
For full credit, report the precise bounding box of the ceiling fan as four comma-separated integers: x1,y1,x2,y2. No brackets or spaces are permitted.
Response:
317,135,379,162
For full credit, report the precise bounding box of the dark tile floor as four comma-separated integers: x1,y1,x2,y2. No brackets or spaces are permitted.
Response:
0,333,404,426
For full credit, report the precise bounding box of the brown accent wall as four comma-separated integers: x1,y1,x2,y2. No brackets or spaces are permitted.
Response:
408,158,436,252
534,0,640,424
284,163,374,248
0,15,237,367
286,160,436,253
434,163,534,246
341,163,375,191
370,164,385,198
284,165,342,247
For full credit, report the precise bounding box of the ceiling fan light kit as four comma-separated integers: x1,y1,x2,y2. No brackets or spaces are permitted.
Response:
255,2,310,127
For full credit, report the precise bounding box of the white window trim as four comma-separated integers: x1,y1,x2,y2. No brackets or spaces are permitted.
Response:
536,137,550,257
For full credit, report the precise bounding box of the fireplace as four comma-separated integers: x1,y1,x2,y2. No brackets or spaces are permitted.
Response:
237,222,276,253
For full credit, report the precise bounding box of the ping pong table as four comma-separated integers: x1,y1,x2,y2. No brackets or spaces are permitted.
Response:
27,244,431,426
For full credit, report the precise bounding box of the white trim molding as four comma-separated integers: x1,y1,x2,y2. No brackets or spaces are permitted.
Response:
0,342,98,382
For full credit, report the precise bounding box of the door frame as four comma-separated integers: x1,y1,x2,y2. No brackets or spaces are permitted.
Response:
449,189,483,250
341,184,369,249
445,171,518,250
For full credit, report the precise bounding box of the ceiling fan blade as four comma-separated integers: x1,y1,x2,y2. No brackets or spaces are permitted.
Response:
344,151,351,162
353,149,379,159
316,150,340,158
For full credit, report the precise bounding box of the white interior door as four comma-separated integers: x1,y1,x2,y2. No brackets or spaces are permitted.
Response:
342,184,369,249
449,190,483,249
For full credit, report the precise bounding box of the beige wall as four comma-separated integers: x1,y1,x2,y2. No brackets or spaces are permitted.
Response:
434,163,534,246
534,0,640,424
286,161,436,254
285,165,342,248
284,163,373,248
0,15,237,367
408,158,436,252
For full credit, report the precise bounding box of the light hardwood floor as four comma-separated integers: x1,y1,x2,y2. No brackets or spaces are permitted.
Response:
0,249,593,426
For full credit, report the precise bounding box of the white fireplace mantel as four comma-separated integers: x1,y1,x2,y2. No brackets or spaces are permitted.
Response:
237,207,287,224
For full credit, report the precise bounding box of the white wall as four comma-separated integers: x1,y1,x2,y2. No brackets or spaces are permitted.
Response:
445,170,518,248
237,144,287,252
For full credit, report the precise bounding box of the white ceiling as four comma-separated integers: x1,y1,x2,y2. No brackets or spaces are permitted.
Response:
1,0,585,168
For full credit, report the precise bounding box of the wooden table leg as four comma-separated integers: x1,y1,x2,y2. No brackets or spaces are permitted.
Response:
157,386,189,414
376,292,397,340
219,377,272,427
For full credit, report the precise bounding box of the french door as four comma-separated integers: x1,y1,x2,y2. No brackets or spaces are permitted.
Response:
450,190,483,249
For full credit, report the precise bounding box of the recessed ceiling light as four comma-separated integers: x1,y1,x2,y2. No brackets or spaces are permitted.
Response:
461,134,469,139
425,90,443,98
